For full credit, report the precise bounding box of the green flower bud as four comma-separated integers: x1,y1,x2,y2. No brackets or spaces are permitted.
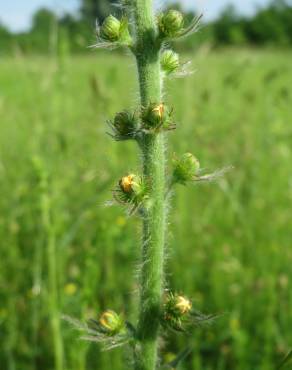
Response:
142,103,165,127
100,15,121,42
99,310,124,336
173,153,200,184
112,110,138,139
161,50,180,74
158,10,184,38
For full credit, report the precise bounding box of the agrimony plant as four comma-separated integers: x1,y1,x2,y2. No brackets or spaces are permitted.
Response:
65,1,229,369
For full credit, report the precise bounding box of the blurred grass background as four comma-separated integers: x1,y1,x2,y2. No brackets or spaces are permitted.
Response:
0,48,292,370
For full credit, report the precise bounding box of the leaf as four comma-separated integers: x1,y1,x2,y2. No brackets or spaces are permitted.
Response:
61,314,88,331
277,349,292,369
190,310,223,326
89,41,121,50
80,335,103,343
88,318,102,331
62,315,99,336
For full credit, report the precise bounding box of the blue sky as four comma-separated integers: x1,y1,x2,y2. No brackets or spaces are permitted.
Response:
0,0,270,32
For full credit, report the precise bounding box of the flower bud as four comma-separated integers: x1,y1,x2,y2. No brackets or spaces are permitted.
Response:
142,103,165,127
161,50,180,74
162,293,192,332
100,15,121,42
116,174,147,212
158,10,184,38
112,110,138,138
173,153,200,184
99,310,124,336
119,174,135,193
119,174,144,197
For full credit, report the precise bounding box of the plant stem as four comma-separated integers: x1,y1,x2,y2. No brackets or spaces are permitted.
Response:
133,1,166,369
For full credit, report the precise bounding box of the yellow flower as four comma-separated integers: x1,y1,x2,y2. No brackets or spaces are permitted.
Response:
64,283,77,296
175,295,192,314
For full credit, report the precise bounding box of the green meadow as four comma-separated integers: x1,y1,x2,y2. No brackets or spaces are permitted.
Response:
0,49,291,370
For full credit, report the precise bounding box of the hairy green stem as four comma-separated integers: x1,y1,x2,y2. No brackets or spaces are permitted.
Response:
133,0,166,369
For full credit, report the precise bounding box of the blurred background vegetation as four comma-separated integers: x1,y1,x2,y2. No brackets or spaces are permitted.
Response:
1,0,292,55
0,1,292,370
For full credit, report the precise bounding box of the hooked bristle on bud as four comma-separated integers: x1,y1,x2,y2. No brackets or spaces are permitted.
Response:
173,153,200,185
100,15,121,42
158,10,184,38
161,50,180,74
109,110,138,140
98,310,124,336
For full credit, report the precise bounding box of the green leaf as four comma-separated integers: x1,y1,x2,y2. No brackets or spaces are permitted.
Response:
277,349,292,369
